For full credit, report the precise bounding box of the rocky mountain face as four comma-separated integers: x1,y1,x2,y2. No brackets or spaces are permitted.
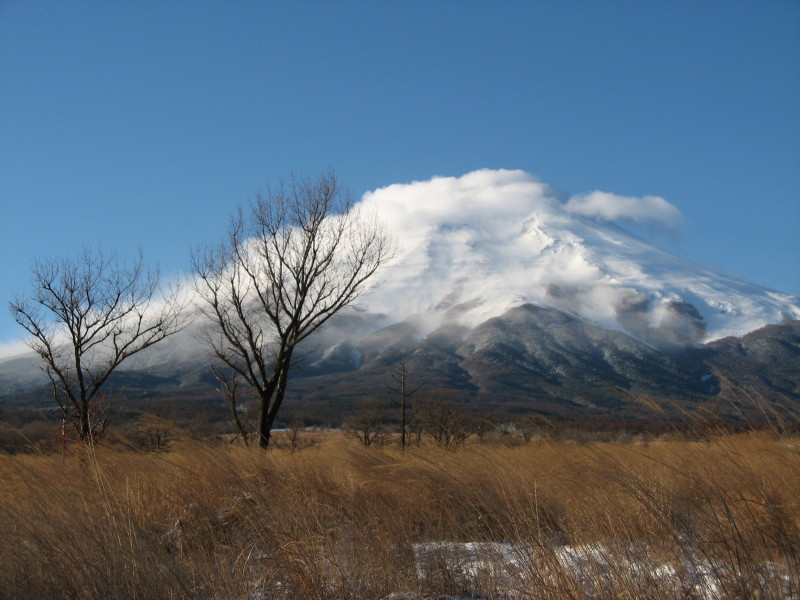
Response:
282,306,800,420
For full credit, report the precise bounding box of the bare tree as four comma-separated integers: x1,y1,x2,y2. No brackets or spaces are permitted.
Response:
134,412,174,453
272,413,314,453
515,412,553,443
415,390,470,449
385,351,423,452
192,171,393,448
9,248,189,445
344,397,387,448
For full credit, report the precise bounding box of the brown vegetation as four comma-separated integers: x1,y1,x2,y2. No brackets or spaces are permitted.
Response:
1,428,798,599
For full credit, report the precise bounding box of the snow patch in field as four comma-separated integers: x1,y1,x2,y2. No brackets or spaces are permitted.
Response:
411,541,797,600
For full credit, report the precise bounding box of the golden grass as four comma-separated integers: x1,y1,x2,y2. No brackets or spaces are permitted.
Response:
1,432,798,599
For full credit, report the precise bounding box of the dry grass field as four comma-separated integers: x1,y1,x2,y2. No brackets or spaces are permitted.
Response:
1,430,798,599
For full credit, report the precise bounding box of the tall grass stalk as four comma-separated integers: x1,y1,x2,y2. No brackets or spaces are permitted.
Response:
1,432,798,599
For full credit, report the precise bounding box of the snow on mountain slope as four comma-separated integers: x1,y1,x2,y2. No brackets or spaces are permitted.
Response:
357,170,799,347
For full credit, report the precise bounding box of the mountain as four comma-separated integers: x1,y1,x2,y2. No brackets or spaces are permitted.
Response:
356,170,798,347
1,170,798,420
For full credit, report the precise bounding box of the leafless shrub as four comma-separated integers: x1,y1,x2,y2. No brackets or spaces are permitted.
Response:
344,397,388,448
133,413,174,453
414,390,471,449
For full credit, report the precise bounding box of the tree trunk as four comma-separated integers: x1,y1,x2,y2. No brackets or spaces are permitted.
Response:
80,399,92,445
258,393,275,448
257,353,293,448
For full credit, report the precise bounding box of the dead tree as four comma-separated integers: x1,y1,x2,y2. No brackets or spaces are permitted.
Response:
9,248,189,445
135,412,174,452
385,351,423,451
516,412,554,443
344,397,387,447
192,171,393,448
416,391,470,449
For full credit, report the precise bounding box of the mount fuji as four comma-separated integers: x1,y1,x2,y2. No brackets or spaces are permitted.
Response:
1,170,798,419
359,169,798,349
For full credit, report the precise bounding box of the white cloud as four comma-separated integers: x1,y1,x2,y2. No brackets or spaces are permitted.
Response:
0,338,31,361
357,169,564,328
353,169,795,343
357,170,661,333
564,191,684,231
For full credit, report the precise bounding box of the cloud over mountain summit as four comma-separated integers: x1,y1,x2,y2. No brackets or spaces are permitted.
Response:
357,169,798,347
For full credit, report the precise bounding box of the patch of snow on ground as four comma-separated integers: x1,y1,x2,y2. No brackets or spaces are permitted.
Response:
411,541,797,600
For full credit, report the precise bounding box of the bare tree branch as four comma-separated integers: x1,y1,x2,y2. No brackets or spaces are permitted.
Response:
385,351,424,452
9,247,191,444
193,171,394,448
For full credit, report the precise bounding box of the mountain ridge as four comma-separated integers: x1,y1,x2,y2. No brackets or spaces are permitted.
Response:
1,304,798,421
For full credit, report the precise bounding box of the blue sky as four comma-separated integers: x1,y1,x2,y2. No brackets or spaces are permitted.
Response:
1,1,798,349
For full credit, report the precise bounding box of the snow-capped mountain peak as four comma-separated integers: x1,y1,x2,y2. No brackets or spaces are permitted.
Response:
357,169,799,348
